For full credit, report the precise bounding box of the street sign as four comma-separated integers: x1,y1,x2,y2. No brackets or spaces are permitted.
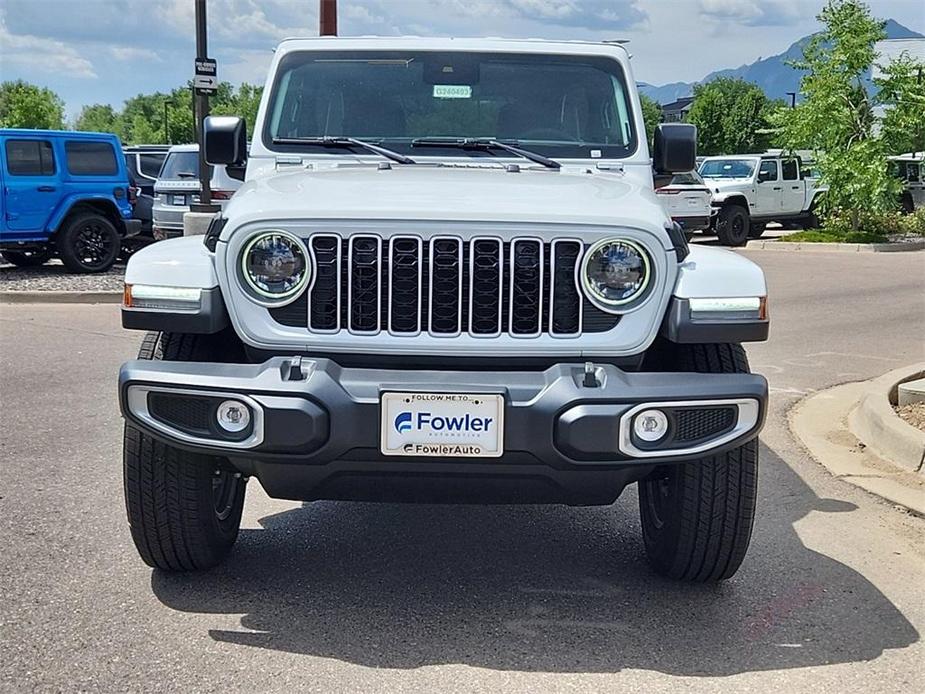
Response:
194,57,217,95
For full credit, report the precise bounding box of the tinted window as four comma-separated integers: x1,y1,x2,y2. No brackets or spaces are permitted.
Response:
140,153,166,178
669,171,703,185
782,159,799,180
758,160,778,180
266,50,638,159
5,139,56,176
907,163,920,183
159,151,210,180
124,154,139,177
65,141,118,175
699,159,755,178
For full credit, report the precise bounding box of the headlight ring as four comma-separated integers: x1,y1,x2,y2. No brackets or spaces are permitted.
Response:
239,230,311,306
580,238,652,312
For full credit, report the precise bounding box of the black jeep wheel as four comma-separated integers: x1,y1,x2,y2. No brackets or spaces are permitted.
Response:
0,248,54,267
638,343,759,582
123,331,247,571
715,205,750,246
58,212,120,273
747,221,766,239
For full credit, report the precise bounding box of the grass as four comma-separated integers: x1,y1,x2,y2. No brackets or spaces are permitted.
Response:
782,229,889,244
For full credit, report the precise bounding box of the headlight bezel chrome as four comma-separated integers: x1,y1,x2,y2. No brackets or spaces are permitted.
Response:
580,237,653,313
238,229,311,307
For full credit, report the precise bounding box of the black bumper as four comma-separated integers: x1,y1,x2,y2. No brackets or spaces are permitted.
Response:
119,358,767,505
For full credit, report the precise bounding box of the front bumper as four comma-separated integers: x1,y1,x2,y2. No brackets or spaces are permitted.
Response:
119,358,767,504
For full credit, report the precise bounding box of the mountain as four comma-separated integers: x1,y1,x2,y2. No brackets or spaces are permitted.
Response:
639,19,923,105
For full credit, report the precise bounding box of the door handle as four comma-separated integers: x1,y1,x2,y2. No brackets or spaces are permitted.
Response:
37,185,56,192
791,186,800,190
772,186,782,191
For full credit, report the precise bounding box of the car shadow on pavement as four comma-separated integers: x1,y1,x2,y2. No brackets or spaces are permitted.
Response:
151,443,918,675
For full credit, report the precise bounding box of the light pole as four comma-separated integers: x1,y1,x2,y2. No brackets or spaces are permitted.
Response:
786,91,797,109
163,99,174,144
320,0,337,35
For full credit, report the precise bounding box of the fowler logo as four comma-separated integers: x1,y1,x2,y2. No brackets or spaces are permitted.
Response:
394,411,493,434
394,412,413,433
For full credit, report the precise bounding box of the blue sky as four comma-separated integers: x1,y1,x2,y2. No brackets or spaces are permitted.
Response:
2,0,923,119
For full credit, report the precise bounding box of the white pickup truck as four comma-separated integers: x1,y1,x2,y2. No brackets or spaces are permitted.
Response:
698,154,825,246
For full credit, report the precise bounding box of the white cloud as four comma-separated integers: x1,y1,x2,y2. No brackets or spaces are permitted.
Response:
0,12,96,78
110,46,162,62
698,0,810,27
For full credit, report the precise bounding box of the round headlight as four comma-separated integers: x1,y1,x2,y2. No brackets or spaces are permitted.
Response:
580,238,651,310
240,231,310,304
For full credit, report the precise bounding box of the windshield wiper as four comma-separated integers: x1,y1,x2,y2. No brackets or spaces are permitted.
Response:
271,136,416,165
411,137,561,170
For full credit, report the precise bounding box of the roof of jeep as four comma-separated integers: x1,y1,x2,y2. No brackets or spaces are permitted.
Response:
0,128,121,141
275,35,630,55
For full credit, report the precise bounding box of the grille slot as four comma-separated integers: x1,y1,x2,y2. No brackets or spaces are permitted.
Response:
348,236,381,333
674,407,737,443
429,237,463,335
148,393,213,433
268,234,622,337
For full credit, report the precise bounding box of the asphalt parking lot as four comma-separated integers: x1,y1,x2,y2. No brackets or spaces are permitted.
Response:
1,249,923,693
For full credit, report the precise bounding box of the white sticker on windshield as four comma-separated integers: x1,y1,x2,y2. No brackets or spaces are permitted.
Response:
433,84,472,99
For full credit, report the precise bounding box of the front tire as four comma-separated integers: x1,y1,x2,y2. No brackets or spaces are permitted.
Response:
747,221,766,239
123,331,246,571
638,343,758,582
715,205,749,246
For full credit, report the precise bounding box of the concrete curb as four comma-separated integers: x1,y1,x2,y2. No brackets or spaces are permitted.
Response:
744,239,925,252
791,380,925,516
0,291,123,304
848,364,925,474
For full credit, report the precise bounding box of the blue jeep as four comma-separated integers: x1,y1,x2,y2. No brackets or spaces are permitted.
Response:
0,129,141,272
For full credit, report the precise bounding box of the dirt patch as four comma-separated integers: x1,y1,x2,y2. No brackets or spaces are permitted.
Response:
895,402,925,432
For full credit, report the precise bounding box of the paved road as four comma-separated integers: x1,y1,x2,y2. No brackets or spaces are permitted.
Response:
1,249,923,693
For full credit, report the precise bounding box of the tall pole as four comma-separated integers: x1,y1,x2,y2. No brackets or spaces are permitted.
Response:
786,91,797,109
163,99,170,144
194,0,215,210
320,0,337,36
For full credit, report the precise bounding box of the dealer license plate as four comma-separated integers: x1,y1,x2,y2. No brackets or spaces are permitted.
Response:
380,392,504,458
170,194,186,206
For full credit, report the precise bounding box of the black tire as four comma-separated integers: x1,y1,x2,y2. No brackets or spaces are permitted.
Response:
747,221,766,239
58,212,120,273
638,343,758,582
0,248,54,267
123,331,246,571
715,205,749,246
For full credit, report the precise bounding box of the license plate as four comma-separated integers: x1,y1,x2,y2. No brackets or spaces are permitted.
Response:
170,194,186,206
380,392,504,457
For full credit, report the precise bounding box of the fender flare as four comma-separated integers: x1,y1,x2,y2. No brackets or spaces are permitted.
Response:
47,194,128,234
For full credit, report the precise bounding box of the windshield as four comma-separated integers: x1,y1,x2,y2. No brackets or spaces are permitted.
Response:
159,151,211,181
264,50,638,159
699,159,756,178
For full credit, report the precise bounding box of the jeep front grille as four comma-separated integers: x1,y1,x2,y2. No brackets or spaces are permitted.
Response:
270,234,621,337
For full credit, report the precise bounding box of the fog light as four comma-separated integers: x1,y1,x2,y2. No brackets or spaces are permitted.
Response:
633,409,669,443
216,400,250,433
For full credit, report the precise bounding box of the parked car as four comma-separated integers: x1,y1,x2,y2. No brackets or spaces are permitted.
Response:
123,145,169,256
698,154,825,246
152,144,241,239
655,170,713,232
119,37,769,582
889,152,924,213
0,129,140,272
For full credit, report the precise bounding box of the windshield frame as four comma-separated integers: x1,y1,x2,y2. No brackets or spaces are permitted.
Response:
260,49,640,161
698,158,759,179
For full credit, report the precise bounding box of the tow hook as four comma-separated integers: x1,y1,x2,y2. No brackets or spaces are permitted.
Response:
583,361,601,388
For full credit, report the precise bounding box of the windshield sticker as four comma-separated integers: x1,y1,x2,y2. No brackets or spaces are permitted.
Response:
433,85,472,99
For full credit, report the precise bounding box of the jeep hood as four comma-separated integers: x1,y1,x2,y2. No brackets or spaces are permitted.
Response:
223,165,669,233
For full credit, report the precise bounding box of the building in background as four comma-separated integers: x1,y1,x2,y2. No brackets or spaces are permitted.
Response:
661,96,694,123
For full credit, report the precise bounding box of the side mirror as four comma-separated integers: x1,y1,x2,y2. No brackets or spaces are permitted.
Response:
757,170,772,183
653,123,696,175
204,116,247,166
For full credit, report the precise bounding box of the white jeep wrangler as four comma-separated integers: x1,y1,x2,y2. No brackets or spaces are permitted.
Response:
118,37,769,582
699,154,825,245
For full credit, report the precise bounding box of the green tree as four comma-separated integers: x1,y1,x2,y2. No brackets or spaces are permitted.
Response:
638,94,662,146
212,82,263,137
0,80,65,129
773,0,898,226
75,104,118,133
875,53,925,155
687,77,776,155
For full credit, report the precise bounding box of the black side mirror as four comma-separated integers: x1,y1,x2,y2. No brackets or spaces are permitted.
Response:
757,170,772,183
204,116,247,166
653,123,696,175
